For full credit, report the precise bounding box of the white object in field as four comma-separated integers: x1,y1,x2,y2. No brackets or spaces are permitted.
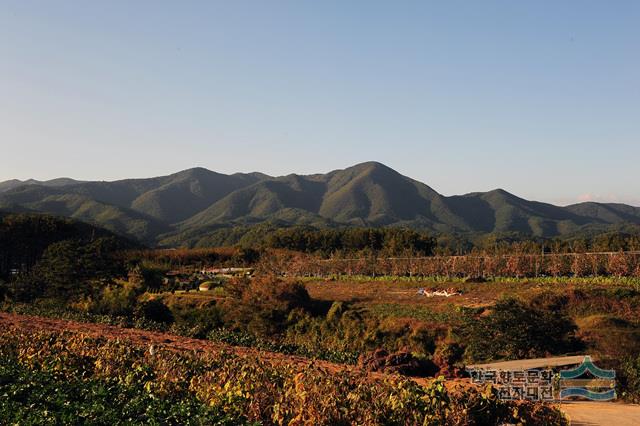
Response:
417,287,460,297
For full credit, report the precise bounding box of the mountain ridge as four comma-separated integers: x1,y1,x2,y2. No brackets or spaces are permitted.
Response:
1,161,638,246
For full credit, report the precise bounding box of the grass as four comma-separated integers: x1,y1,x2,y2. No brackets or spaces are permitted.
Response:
365,303,464,324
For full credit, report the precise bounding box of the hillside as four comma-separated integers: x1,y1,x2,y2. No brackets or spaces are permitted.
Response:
1,161,639,246
0,185,169,244
0,211,138,280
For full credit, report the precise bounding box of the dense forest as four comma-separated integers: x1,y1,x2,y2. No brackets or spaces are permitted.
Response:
0,212,136,300
156,222,640,256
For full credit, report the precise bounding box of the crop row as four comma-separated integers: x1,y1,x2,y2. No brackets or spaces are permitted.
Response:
0,327,567,425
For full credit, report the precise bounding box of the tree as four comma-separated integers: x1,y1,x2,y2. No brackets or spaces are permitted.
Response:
16,237,127,301
221,276,312,336
461,298,579,361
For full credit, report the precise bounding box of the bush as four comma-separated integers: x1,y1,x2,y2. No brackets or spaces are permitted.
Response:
461,298,579,361
357,348,438,377
170,304,225,339
432,340,465,378
135,299,174,324
221,276,312,336
575,315,640,360
128,265,164,290
326,301,346,323
619,355,640,403
92,282,138,317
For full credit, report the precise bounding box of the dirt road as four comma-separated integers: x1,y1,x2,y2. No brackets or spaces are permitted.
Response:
467,355,589,370
560,401,640,425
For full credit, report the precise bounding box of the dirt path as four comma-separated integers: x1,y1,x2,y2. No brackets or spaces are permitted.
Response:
560,401,640,425
467,355,590,370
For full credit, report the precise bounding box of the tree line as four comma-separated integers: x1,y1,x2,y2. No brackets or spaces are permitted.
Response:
0,213,135,301
174,222,640,257
262,227,436,256
256,250,640,279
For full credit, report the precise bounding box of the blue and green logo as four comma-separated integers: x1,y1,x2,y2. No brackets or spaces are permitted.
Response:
559,356,616,401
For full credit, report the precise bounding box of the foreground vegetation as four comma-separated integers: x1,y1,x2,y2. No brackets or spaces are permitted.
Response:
0,327,567,425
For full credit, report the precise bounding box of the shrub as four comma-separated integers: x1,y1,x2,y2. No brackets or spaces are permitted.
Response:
128,265,164,290
461,298,579,361
171,304,225,339
432,340,465,378
575,315,640,360
326,301,346,323
221,275,312,336
92,281,138,317
135,299,174,324
618,355,640,403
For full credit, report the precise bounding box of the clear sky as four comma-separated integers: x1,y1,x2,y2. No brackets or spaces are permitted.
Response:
1,1,638,206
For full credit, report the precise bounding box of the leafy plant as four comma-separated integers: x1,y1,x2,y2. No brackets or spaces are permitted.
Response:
0,328,568,425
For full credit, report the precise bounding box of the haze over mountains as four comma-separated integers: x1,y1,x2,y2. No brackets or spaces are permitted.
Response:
1,162,639,246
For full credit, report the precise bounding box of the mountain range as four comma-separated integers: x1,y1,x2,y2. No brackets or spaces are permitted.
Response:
2,161,639,246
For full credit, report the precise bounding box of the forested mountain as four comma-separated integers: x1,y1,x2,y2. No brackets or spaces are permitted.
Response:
1,162,639,246
0,177,81,193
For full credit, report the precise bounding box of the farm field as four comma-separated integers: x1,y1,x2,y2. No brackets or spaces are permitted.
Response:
309,278,640,425
0,311,568,425
0,311,342,372
3,309,639,425
306,278,551,307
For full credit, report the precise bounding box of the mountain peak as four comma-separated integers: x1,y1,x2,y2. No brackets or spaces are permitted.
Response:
172,167,216,179
489,188,514,196
345,161,394,173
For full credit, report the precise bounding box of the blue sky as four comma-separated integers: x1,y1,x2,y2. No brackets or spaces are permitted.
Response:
1,1,638,205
